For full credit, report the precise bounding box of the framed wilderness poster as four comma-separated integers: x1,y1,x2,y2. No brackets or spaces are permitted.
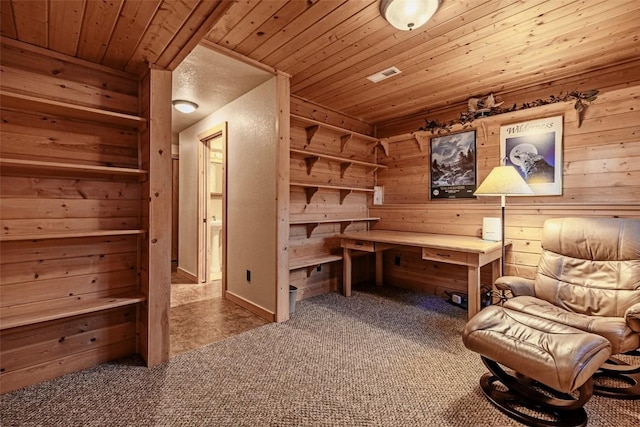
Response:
429,130,477,199
500,115,563,195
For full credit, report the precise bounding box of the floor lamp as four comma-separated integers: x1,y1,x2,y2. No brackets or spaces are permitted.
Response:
474,165,533,276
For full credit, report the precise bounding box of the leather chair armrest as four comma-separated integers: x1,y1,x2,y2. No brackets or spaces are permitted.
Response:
494,276,535,297
625,303,640,332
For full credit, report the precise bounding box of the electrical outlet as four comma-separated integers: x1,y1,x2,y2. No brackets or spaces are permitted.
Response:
246,270,251,282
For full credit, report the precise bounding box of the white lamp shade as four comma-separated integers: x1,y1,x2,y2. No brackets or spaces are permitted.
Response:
380,0,441,31
474,166,534,196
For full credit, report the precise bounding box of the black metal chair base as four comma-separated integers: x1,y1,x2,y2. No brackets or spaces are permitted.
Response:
479,357,592,427
593,354,640,400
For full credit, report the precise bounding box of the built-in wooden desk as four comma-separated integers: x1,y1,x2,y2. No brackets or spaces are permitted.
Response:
340,230,509,320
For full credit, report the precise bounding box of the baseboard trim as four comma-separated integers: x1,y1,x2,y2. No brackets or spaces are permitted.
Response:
176,267,197,283
225,291,275,322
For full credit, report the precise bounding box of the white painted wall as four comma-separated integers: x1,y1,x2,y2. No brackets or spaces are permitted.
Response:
178,77,278,313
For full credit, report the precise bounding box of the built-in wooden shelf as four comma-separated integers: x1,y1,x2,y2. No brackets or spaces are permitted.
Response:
289,254,343,276
0,90,147,128
291,114,378,152
0,158,148,182
0,292,146,330
0,229,146,242
290,148,387,177
290,217,380,238
290,181,375,204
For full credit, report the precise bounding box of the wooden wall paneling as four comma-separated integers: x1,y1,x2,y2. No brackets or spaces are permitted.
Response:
0,39,146,393
376,59,640,137
372,83,640,297
290,96,375,136
0,314,136,394
0,38,139,97
0,110,139,167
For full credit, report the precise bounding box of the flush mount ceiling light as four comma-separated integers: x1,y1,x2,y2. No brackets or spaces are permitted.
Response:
172,100,198,114
380,0,441,31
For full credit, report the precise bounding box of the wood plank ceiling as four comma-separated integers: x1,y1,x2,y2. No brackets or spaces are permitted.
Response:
2,0,639,130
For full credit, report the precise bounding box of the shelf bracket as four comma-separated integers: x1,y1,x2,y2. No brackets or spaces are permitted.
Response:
340,221,354,234
340,161,352,178
306,223,319,238
339,189,352,205
340,134,353,152
305,125,320,146
378,140,389,157
304,155,319,175
304,186,319,204
305,265,318,277
415,134,429,152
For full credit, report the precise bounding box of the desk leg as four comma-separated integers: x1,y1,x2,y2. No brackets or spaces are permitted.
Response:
343,247,352,297
375,251,383,286
467,266,480,320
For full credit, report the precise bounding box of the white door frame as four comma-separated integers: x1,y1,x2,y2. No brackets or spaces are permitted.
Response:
197,122,227,294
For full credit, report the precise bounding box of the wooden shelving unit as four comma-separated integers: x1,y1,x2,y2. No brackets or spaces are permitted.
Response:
0,229,146,242
290,217,380,238
288,109,381,300
290,181,374,204
0,292,146,330
289,254,343,276
291,114,379,151
0,158,148,182
0,90,146,128
0,53,152,393
290,148,387,177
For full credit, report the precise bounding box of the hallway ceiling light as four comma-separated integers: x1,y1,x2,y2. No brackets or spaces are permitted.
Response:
380,0,441,31
172,100,199,114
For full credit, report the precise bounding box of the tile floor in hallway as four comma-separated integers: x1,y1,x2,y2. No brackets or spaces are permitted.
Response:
170,269,269,357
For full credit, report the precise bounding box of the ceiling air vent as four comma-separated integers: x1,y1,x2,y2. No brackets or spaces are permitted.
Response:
367,66,401,83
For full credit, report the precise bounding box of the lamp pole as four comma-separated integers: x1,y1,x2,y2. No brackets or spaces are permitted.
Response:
500,194,506,276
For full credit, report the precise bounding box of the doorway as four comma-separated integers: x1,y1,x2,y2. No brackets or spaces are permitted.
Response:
198,122,227,290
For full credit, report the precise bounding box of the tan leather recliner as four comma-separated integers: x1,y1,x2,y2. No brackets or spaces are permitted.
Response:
496,217,640,399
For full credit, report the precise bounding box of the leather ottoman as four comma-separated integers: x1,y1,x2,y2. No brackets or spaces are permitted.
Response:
463,305,612,427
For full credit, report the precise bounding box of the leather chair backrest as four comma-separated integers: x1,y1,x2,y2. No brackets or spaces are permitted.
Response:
534,217,640,317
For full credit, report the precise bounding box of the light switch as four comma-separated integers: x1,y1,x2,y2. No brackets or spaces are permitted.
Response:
373,186,384,205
